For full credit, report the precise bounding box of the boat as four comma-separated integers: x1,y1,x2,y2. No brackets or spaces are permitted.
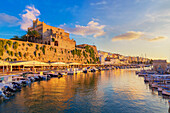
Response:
162,90,170,96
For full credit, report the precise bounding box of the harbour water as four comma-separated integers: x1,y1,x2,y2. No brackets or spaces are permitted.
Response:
0,69,169,113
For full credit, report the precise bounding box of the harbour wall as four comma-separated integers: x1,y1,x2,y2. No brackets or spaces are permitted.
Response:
0,38,99,63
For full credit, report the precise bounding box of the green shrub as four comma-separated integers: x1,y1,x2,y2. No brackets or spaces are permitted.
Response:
28,43,33,47
18,52,22,57
26,47,28,51
50,46,53,51
41,45,46,55
54,48,57,53
6,40,12,47
36,45,39,50
52,38,55,42
0,51,3,56
11,51,13,56
15,53,19,57
22,43,25,46
7,50,11,56
24,53,27,58
34,51,37,57
13,42,19,50
4,45,8,50
0,40,5,56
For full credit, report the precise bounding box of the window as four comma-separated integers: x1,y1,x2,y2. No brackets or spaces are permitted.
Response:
55,41,58,46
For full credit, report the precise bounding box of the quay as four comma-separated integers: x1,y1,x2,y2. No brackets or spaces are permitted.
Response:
0,60,148,75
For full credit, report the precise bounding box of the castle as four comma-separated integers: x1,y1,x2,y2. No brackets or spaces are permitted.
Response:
28,19,76,50
0,19,99,64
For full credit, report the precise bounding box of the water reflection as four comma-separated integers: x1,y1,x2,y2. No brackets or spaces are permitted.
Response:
0,69,169,113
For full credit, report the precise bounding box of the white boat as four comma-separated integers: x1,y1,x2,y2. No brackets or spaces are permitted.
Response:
162,90,170,96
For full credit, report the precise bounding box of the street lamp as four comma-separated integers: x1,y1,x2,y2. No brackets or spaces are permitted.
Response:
3,60,4,74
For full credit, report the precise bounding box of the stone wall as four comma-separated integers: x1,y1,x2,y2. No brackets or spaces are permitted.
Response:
0,38,99,64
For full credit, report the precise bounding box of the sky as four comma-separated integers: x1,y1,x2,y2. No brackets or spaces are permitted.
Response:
0,0,169,61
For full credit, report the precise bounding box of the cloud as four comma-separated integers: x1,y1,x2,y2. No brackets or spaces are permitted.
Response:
60,20,106,38
0,13,19,26
112,31,167,42
145,36,167,41
112,31,143,41
19,5,40,30
90,1,107,5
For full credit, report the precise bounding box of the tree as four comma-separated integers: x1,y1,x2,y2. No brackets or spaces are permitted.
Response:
11,36,20,40
27,30,41,39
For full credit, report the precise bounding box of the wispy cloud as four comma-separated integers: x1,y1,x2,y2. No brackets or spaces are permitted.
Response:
144,36,167,42
60,20,106,38
90,1,107,6
0,13,19,26
112,31,143,41
112,31,167,42
19,5,40,30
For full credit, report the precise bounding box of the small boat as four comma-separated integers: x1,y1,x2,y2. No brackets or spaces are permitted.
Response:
162,90,170,96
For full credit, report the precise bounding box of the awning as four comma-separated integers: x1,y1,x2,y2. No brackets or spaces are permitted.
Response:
50,62,68,66
68,62,82,65
0,60,10,66
10,61,50,66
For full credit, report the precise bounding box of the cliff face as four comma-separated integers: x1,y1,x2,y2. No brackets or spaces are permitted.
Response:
0,39,99,64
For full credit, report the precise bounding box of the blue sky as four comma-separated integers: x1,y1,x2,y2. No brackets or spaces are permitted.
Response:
0,0,169,61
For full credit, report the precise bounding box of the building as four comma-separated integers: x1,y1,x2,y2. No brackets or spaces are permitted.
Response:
28,19,76,50
153,60,167,73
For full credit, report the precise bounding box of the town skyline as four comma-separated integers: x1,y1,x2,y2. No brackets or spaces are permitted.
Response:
0,0,169,61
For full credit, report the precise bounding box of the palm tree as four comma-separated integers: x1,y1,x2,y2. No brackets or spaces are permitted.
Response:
27,30,41,41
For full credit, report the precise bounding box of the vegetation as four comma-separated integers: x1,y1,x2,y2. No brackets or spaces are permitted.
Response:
52,38,55,42
10,36,20,40
6,40,12,47
24,53,27,58
28,43,33,47
41,45,46,55
13,42,19,50
36,45,39,50
50,46,53,51
18,52,22,57
71,49,81,57
83,51,88,58
11,51,13,56
0,40,5,56
27,30,41,39
34,51,37,57
22,43,25,46
4,45,8,50
15,53,19,57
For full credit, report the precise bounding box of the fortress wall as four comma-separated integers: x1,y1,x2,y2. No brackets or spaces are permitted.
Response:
0,38,99,64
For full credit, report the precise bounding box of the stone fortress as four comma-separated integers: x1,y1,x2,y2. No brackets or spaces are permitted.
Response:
28,19,76,50
0,19,99,64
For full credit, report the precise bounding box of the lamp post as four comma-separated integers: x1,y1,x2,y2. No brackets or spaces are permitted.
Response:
26,34,28,42
33,62,35,72
3,60,4,74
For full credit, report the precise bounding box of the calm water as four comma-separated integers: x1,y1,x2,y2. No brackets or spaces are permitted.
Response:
0,69,169,113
